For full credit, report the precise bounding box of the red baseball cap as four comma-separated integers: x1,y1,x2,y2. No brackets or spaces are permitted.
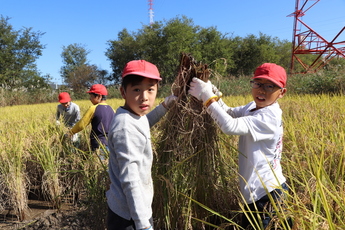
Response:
252,63,287,88
122,60,162,80
58,92,71,103
86,84,108,95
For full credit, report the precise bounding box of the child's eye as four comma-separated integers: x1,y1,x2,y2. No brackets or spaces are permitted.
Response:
266,85,274,89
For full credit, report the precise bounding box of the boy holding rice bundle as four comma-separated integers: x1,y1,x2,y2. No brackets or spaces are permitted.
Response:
106,60,176,230
189,63,292,229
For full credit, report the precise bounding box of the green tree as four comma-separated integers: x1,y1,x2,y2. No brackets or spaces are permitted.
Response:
230,33,291,76
60,43,89,84
275,39,292,72
106,16,292,83
328,56,345,69
231,34,265,76
154,16,200,84
95,69,111,85
61,43,111,93
195,28,236,78
106,16,235,84
66,64,100,94
106,29,138,84
0,16,47,89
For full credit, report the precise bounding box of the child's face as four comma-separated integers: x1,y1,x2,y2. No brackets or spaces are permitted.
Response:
121,77,158,116
60,101,70,108
89,94,102,105
251,78,286,109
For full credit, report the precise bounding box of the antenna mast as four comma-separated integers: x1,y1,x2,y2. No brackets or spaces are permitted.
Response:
288,0,345,74
148,0,154,26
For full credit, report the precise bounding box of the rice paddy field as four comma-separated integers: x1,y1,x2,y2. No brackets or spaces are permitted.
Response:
1,94,345,229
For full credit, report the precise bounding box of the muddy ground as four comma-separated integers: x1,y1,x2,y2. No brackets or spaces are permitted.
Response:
0,200,95,230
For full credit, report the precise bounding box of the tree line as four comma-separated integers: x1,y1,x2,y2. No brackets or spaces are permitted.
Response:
105,16,292,85
1,14,344,93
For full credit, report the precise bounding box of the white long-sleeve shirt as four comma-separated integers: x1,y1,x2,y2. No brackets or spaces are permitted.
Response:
208,100,286,204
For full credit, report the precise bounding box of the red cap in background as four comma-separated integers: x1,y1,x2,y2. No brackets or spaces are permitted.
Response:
58,92,71,103
86,84,108,95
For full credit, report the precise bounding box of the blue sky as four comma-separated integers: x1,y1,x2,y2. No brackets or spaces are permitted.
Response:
1,0,345,84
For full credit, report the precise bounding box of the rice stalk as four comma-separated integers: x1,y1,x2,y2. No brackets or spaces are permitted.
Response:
30,133,63,209
0,132,28,221
78,146,109,229
153,53,236,229
282,94,345,229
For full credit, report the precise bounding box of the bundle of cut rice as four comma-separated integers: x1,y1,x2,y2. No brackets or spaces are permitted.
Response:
153,53,231,229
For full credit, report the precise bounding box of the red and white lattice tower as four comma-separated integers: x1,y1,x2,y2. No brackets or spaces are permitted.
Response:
288,0,345,74
148,0,154,26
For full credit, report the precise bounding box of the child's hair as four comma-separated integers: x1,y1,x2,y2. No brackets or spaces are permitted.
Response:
89,93,107,100
121,74,159,90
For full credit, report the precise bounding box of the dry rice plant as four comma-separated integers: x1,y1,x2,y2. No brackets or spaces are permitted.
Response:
30,132,63,209
0,132,28,221
0,99,121,225
153,53,239,229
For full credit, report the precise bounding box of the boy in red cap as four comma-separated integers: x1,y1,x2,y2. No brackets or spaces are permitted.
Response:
106,60,176,230
68,84,115,153
189,63,292,229
56,92,81,142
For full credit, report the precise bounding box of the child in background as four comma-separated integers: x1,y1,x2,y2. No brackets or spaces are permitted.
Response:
68,84,115,154
56,92,81,142
188,63,291,229
106,60,176,230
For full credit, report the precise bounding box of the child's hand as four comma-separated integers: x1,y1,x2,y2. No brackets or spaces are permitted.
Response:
188,78,217,105
209,82,223,99
162,95,177,109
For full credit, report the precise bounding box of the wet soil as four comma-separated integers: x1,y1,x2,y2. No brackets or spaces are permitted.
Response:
0,200,92,230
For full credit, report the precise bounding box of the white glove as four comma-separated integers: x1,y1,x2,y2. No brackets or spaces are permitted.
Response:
208,82,223,99
188,78,217,105
162,94,177,109
206,82,232,114
55,120,60,126
71,133,79,142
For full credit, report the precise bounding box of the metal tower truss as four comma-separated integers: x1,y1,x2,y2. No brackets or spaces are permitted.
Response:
288,0,345,74
148,0,154,26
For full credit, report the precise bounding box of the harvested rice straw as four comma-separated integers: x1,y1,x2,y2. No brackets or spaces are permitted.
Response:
153,53,228,229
